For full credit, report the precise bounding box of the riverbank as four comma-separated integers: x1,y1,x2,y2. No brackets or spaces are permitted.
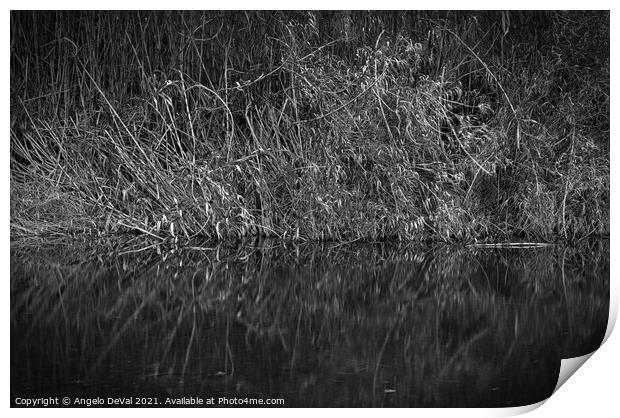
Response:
10,11,609,242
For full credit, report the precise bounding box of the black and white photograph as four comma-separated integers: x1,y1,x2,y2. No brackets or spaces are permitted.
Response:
9,7,611,410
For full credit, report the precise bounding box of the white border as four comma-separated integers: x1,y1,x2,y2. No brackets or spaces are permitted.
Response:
2,1,617,10
4,3,617,417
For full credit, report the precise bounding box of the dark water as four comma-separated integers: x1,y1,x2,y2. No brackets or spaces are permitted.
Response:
11,238,608,407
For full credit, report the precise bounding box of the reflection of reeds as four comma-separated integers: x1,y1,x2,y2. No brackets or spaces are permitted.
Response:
11,239,609,406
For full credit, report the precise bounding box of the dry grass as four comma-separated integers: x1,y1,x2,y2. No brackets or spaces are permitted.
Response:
10,11,609,242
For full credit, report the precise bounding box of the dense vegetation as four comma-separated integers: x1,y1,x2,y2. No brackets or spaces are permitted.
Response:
10,11,609,242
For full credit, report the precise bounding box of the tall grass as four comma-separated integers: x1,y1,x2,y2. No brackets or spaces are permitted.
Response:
10,11,609,242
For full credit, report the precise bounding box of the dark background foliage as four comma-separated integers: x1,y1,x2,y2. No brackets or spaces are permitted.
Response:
10,11,609,242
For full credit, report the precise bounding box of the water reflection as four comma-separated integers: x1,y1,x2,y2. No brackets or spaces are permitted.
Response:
11,238,608,407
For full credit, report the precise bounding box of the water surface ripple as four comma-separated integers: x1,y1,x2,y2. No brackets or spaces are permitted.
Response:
10,238,609,407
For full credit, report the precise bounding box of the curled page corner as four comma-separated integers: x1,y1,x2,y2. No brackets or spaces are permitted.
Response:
554,352,595,394
490,400,546,417
603,296,618,344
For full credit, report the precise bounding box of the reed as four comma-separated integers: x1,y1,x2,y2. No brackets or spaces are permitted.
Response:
10,11,609,242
